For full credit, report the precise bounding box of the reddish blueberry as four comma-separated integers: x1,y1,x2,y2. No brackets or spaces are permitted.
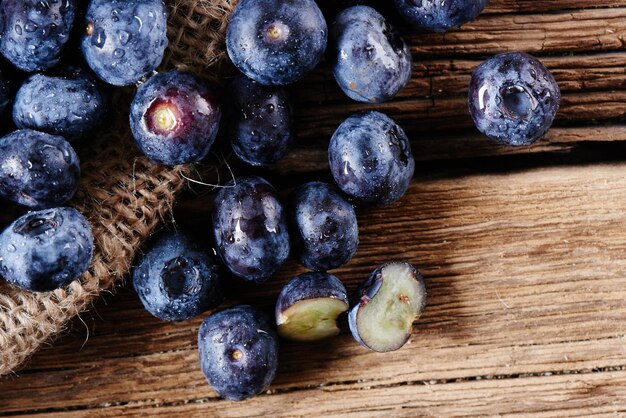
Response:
130,71,221,165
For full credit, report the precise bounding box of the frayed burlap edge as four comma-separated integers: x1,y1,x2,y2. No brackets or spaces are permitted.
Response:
0,0,236,376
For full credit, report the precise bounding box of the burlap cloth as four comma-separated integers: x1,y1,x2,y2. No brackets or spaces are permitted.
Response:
0,0,236,375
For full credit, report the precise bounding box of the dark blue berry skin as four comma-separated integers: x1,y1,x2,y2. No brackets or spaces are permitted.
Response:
227,74,294,167
329,6,412,104
394,0,489,33
226,0,327,85
198,305,279,401
0,69,10,115
0,129,80,209
329,111,414,206
13,67,106,143
212,177,290,283
290,182,358,271
132,229,224,322
81,0,168,86
0,207,93,292
0,0,78,72
130,71,221,165
468,52,560,147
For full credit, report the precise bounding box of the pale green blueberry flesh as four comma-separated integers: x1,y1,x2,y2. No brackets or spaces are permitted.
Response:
277,297,349,341
354,262,426,352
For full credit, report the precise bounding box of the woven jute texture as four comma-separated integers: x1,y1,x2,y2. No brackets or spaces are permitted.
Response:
0,0,236,376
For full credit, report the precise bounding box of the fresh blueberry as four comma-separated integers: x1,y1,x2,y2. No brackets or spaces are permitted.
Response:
468,52,561,146
226,0,327,85
329,6,412,103
349,262,426,352
329,111,414,206
12,67,106,143
198,305,279,401
0,69,10,117
212,176,290,283
226,74,294,167
275,272,349,341
290,182,358,271
132,229,224,322
0,207,93,292
394,0,489,33
0,129,80,209
0,0,77,72
129,71,221,165
81,0,168,86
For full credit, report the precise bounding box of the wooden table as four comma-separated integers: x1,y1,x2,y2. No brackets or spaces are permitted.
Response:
3,1,626,416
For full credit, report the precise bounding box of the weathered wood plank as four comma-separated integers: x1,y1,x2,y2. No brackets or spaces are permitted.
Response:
11,370,626,417
487,0,626,14
3,163,626,414
403,8,626,56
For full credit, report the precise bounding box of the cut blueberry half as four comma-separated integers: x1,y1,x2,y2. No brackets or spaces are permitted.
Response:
276,272,349,341
349,262,426,352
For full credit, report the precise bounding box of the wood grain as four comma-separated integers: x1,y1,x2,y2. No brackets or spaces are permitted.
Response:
3,163,626,416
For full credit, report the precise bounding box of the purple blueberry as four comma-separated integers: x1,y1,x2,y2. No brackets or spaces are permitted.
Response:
275,272,349,341
198,305,279,401
394,0,489,33
349,262,426,352
132,229,224,322
329,5,412,103
0,129,80,209
212,177,290,283
468,52,561,146
290,182,358,271
329,111,414,206
13,67,107,143
81,0,168,86
226,0,327,85
226,74,294,167
0,207,93,292
0,0,78,72
129,71,221,165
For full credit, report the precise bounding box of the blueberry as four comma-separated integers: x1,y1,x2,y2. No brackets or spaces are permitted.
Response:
226,0,327,85
394,0,489,33
290,182,358,271
12,67,106,143
81,0,168,86
129,71,221,165
329,6,412,103
0,207,93,292
0,69,10,115
275,272,349,341
212,176,290,283
198,305,279,401
132,229,224,322
349,262,426,352
329,111,414,206
0,0,77,72
468,52,561,147
226,74,294,166
0,129,80,209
